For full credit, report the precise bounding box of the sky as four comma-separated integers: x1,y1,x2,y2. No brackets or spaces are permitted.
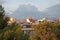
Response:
0,0,60,14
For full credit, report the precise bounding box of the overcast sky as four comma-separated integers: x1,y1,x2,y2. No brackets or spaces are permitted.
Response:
0,0,60,14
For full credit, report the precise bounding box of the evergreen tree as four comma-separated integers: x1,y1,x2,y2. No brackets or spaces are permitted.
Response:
0,5,7,29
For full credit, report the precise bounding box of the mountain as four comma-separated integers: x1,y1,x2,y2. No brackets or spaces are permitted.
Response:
10,4,46,19
44,4,60,18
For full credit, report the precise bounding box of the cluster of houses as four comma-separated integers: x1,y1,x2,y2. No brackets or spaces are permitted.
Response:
7,16,60,28
7,17,60,35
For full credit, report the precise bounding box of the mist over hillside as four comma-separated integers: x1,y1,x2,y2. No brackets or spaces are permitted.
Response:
10,4,46,19
44,4,60,17
9,4,60,19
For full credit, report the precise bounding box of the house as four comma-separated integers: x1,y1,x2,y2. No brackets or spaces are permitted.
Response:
26,17,36,23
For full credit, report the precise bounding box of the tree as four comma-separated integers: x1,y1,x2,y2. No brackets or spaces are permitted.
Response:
32,22,57,40
0,5,8,29
19,31,30,40
0,23,22,40
50,22,60,40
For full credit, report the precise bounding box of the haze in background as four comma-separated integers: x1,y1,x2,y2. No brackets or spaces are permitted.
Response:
1,0,60,19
